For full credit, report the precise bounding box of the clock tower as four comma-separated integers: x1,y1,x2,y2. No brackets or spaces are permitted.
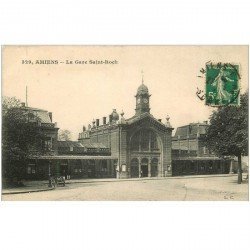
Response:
135,77,151,116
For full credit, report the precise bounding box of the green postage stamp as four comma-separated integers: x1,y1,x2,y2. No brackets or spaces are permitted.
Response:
205,63,240,106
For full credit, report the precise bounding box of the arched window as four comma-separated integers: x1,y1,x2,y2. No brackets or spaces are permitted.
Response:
130,129,159,152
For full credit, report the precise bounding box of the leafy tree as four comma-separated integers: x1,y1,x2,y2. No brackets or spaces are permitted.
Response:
2,97,46,186
58,129,72,141
205,92,248,184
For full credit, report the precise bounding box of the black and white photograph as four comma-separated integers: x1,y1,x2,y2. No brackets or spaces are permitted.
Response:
1,45,248,201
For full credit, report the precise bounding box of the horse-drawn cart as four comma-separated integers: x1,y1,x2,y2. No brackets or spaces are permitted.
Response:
48,176,65,188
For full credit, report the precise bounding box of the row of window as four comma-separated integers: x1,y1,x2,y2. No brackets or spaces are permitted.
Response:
130,158,159,166
27,165,36,174
172,147,210,156
131,129,159,151
74,167,108,173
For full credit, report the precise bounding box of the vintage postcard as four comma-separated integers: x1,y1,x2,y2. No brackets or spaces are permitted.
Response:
1,45,248,201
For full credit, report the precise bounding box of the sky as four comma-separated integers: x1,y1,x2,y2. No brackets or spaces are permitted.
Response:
2,45,248,140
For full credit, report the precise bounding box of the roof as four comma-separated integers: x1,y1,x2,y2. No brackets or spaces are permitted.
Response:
34,110,52,123
126,112,172,130
172,156,226,161
58,141,108,149
22,106,52,123
30,155,117,160
137,83,149,95
174,122,208,138
126,112,152,123
58,141,83,147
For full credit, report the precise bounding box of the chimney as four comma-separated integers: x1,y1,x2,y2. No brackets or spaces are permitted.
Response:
96,119,99,127
203,120,208,124
21,102,25,107
109,114,113,124
49,112,52,122
103,117,106,125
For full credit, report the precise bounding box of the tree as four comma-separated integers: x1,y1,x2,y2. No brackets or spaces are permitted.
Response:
205,92,248,184
2,97,46,186
58,129,72,141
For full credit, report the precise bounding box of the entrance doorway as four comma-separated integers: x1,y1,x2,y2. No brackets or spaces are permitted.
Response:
141,158,148,177
87,160,96,178
60,160,68,178
151,158,158,177
130,158,139,178
141,165,148,177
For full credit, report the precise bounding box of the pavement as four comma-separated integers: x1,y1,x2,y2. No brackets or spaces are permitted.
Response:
1,174,248,201
1,173,248,197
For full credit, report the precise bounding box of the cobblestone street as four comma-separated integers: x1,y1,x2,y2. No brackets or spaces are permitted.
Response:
2,175,248,201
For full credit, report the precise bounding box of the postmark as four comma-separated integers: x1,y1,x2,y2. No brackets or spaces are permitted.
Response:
205,62,240,106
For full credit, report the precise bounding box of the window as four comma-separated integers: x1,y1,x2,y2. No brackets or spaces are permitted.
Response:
122,165,126,172
203,146,208,155
74,165,85,174
150,132,158,151
28,112,36,122
130,129,159,152
27,164,36,174
44,138,52,151
131,132,140,151
141,130,149,151
27,166,32,174
189,150,197,156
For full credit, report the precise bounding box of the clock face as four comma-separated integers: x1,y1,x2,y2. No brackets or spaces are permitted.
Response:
137,98,141,104
143,98,148,103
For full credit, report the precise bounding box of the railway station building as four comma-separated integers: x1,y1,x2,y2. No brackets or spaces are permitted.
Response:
5,79,236,181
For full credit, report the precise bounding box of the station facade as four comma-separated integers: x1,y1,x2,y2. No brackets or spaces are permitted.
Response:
7,79,235,181
78,81,173,178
